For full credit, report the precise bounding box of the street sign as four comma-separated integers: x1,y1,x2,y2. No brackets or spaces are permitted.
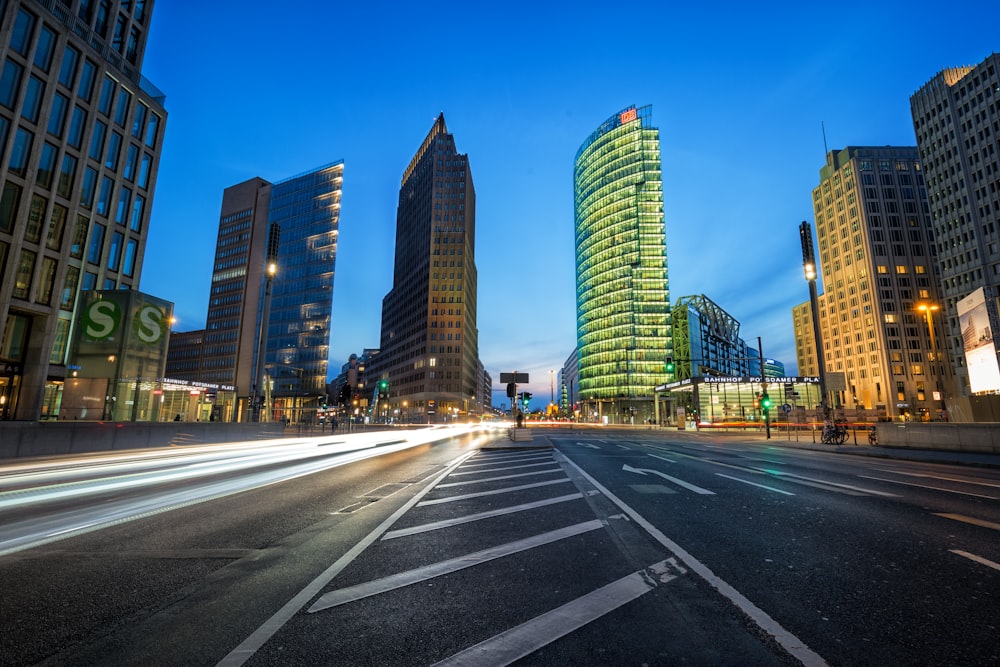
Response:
500,372,529,383
781,403,792,414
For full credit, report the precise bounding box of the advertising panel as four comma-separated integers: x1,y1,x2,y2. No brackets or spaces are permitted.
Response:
956,287,1000,393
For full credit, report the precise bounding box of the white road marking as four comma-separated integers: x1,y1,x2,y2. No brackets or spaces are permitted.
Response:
449,461,557,476
622,465,715,495
460,454,553,469
382,493,584,540
417,479,573,506
575,442,600,449
648,453,677,463
873,468,1000,489
715,473,795,496
557,453,829,667
436,468,565,488
934,513,1000,532
215,451,477,667
950,550,1000,572
748,468,898,497
308,520,604,613
857,475,998,499
431,559,682,667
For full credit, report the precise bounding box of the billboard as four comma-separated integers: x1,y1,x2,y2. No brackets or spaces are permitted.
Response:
956,287,1000,393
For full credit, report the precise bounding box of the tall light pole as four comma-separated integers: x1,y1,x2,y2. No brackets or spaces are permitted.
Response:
253,223,280,423
917,303,943,416
800,221,828,420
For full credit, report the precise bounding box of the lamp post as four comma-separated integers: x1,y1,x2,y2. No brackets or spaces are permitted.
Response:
252,223,280,423
800,221,829,421
917,303,943,417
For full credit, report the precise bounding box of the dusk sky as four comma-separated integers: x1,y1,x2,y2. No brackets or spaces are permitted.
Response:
137,1,1000,408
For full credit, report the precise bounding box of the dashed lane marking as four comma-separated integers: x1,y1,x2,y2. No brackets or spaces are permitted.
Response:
950,549,1000,572
934,513,1000,532
715,473,795,496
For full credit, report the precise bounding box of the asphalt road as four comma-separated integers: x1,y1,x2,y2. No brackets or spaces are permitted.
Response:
1,426,998,666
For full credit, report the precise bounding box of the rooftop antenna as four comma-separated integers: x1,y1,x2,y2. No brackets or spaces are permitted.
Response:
821,121,829,156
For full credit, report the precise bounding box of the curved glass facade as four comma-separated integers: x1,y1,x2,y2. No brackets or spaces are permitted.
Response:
573,105,670,421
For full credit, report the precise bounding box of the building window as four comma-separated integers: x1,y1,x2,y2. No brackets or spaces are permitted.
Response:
87,222,105,264
25,194,46,243
98,75,115,116
46,203,67,251
78,59,97,100
0,60,23,109
61,265,79,309
0,181,22,233
89,120,106,160
69,215,88,258
114,88,131,126
21,75,44,123
13,249,36,299
80,167,98,209
10,10,35,56
33,25,56,72
58,45,79,88
68,106,86,148
37,256,57,304
57,154,78,198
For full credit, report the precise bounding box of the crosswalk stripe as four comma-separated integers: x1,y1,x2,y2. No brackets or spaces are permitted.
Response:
436,468,564,488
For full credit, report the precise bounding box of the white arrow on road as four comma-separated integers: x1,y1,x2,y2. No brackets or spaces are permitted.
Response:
622,464,715,495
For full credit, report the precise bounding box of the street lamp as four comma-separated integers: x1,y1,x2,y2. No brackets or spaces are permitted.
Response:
800,221,828,420
916,303,943,416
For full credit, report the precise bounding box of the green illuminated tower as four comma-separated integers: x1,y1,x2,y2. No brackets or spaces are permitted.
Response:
573,105,670,423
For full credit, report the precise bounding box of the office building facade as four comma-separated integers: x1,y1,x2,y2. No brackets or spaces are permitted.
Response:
574,104,670,424
671,294,757,381
911,54,1000,395
165,163,342,422
0,0,167,419
792,147,953,420
371,113,479,422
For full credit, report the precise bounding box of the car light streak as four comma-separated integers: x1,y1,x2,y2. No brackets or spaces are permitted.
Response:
0,424,488,557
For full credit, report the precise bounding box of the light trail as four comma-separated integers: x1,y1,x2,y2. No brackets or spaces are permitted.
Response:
0,424,489,557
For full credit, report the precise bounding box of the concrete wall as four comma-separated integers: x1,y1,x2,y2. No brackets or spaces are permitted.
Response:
0,422,286,460
876,422,1000,454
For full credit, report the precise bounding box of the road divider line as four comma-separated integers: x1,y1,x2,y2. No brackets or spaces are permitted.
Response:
950,549,1000,571
215,450,477,667
858,476,997,499
934,513,1000,532
556,452,829,667
417,479,573,506
382,493,584,540
436,468,564,488
748,468,898,497
715,473,795,496
308,520,604,613
431,559,682,667
648,453,677,463
873,468,1000,489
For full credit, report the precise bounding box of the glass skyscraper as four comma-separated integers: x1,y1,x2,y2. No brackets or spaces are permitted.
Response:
262,162,343,404
573,105,670,423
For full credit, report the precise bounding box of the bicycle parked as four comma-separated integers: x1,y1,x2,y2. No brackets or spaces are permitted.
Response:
821,422,849,445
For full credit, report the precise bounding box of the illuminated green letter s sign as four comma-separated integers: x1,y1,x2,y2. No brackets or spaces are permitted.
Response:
82,300,123,341
133,304,167,344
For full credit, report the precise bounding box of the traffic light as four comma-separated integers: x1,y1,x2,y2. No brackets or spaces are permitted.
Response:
506,382,516,399
761,392,771,411
665,356,675,373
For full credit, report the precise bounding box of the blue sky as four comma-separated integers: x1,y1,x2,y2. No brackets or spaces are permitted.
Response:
137,1,1000,409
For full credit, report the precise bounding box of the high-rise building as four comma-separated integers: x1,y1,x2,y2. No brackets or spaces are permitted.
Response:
910,54,1000,395
370,113,479,422
262,163,342,413
0,0,167,420
573,105,670,424
165,163,342,422
792,147,954,420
